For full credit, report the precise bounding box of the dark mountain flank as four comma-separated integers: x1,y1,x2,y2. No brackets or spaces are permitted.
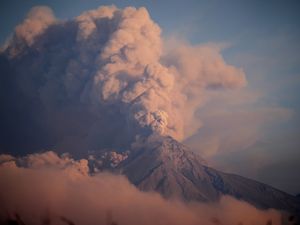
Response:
115,136,300,213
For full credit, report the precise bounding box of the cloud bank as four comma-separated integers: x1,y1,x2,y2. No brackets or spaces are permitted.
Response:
0,5,246,155
185,89,293,158
0,151,281,225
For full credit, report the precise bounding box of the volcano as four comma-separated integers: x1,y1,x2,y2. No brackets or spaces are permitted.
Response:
91,135,300,214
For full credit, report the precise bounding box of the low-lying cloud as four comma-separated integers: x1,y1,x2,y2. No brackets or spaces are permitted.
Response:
0,151,281,225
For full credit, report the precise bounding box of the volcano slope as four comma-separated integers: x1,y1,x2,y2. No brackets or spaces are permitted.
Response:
110,136,300,214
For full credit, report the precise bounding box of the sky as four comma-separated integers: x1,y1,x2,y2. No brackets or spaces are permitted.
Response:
0,0,299,195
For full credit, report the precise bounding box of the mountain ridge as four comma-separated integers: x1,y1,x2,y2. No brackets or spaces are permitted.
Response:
111,135,300,213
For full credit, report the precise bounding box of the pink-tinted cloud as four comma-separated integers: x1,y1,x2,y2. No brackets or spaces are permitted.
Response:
0,151,281,225
1,5,247,155
14,6,56,46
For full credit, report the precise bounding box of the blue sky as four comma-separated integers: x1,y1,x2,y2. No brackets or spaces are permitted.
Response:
1,0,299,194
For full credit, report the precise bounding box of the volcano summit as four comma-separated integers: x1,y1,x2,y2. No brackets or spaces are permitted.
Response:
88,135,300,215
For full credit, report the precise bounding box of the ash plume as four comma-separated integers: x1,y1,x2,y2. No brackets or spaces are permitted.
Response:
0,5,246,155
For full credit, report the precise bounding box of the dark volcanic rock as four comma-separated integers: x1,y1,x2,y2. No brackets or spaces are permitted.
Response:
116,136,300,213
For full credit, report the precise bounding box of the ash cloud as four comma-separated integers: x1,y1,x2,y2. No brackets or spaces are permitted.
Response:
0,5,246,156
14,6,56,46
0,151,281,225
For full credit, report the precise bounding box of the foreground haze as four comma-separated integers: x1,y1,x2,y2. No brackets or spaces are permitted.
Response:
0,150,283,225
0,2,299,225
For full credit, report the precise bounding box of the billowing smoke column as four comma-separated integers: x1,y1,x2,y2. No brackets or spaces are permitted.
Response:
0,5,246,155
